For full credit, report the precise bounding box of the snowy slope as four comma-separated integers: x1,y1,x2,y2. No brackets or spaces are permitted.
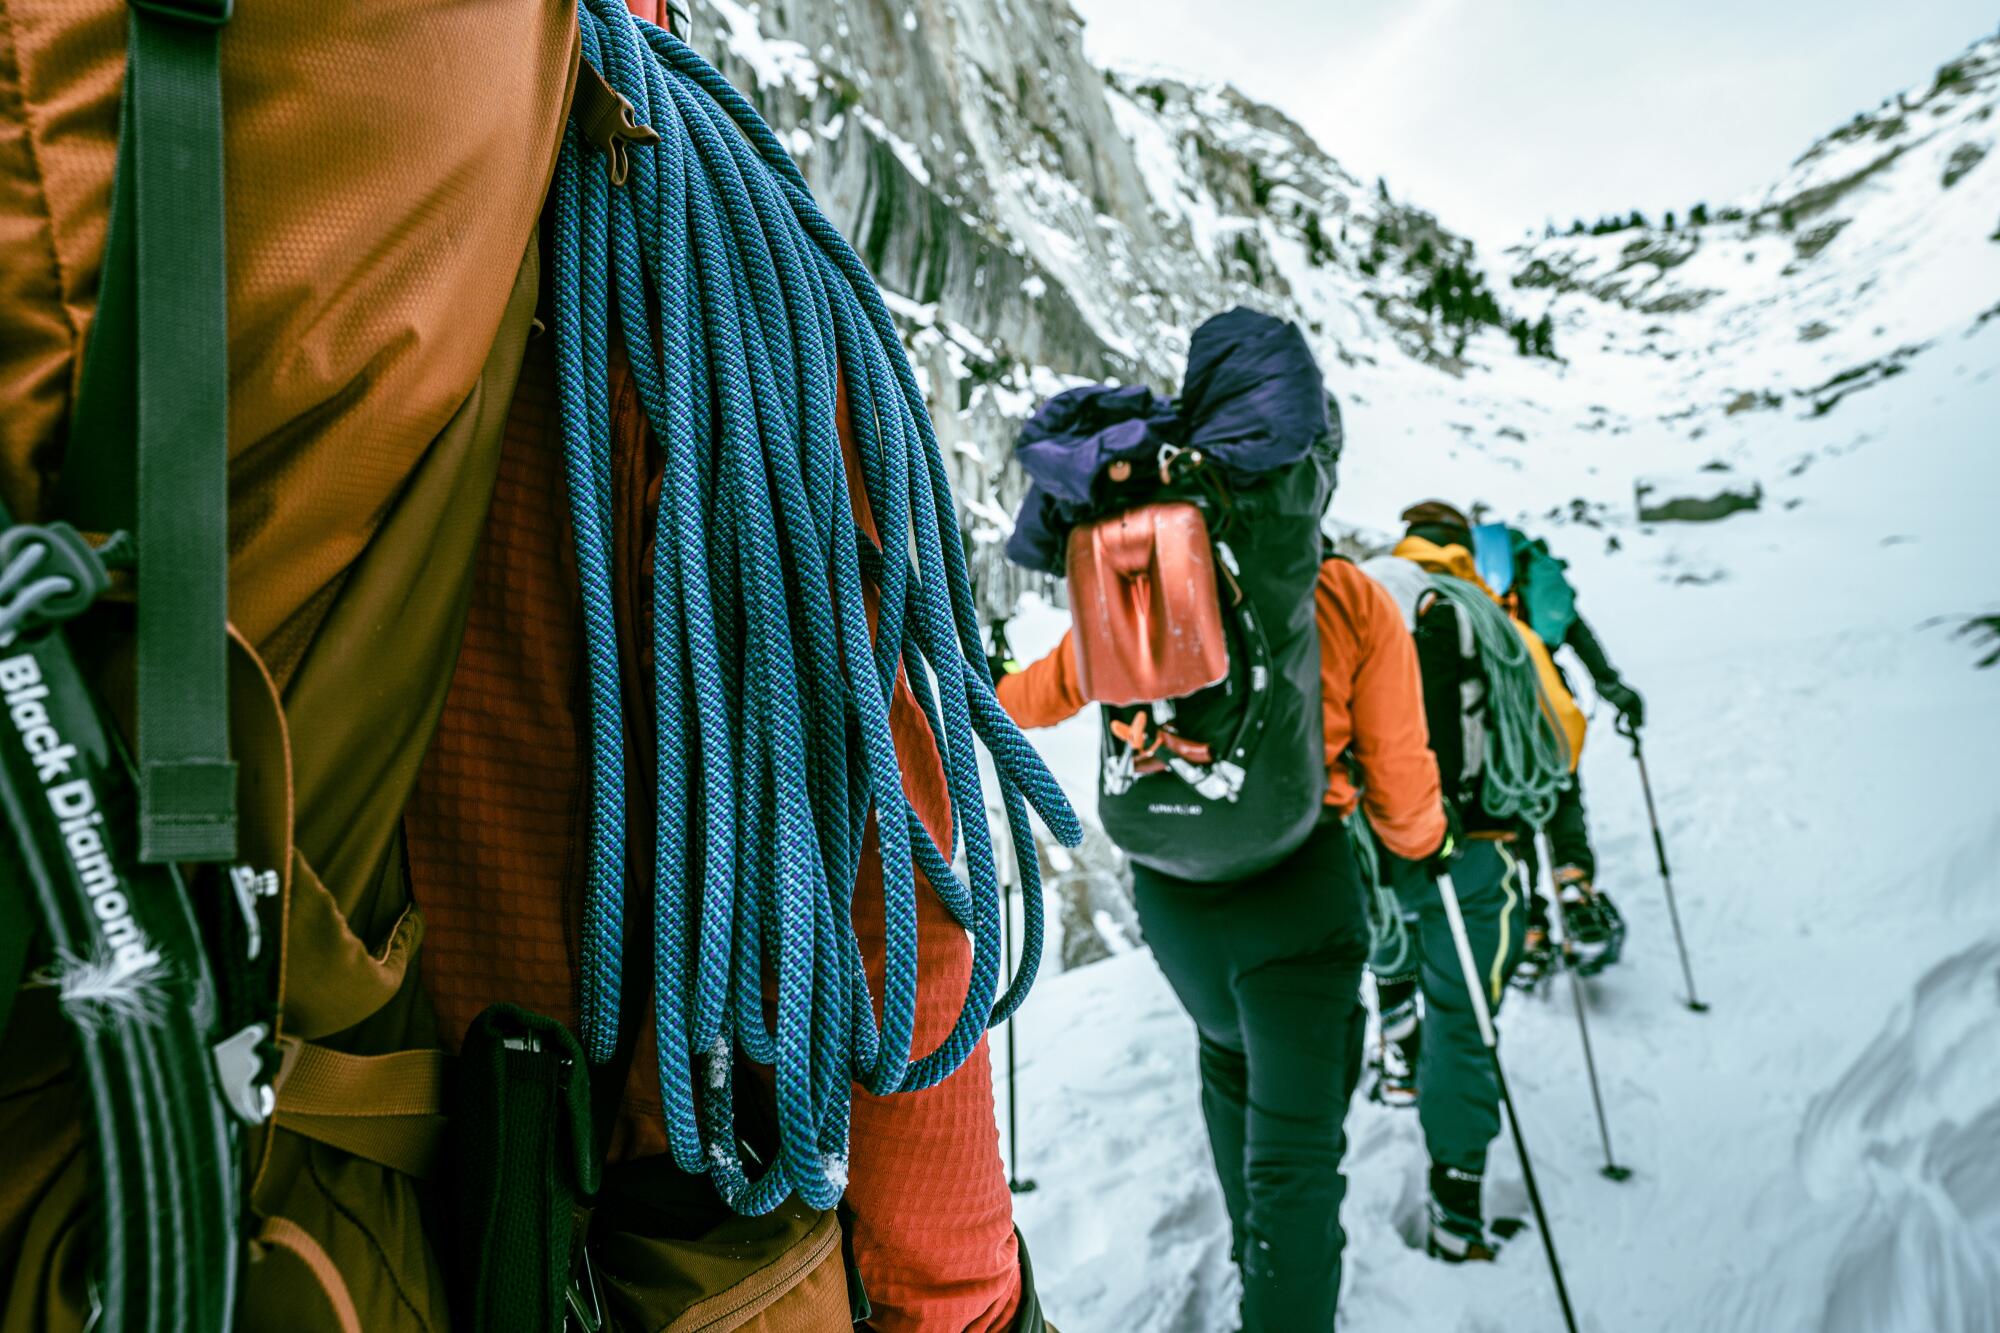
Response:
676,4,2000,1326
988,31,2000,1333
1005,327,2000,1332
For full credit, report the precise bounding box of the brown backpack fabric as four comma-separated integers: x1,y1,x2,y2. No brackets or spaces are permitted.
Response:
2,2,1015,1326
600,1203,850,1333
0,2,578,1328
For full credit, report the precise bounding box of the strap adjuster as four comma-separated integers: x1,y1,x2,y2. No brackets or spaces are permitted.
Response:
129,0,233,27
0,521,113,644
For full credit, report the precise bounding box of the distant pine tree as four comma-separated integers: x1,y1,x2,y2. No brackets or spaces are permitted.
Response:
1690,202,1709,226
1569,218,1586,235
1780,206,1796,230
1532,313,1556,358
1303,212,1332,267
1415,237,1437,267
1248,162,1273,208
1629,209,1648,230
1664,210,1677,231
1509,317,1532,356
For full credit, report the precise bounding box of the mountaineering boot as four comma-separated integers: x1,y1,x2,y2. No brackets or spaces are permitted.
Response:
1370,1031,1419,1108
1556,868,1626,976
1378,977,1420,1044
1369,976,1419,1106
1425,1164,1496,1263
1369,977,1420,1107
1511,913,1556,993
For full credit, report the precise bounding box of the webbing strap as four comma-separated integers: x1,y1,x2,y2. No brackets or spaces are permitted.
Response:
272,1039,447,1178
276,1039,445,1117
251,1217,363,1333
62,0,236,863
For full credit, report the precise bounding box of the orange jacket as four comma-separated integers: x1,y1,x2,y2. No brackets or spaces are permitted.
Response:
996,559,1447,862
1315,559,1447,860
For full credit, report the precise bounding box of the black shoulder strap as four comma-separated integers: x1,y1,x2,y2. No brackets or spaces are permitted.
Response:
59,0,236,863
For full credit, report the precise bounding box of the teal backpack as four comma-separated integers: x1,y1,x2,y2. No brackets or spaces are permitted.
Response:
1510,529,1579,649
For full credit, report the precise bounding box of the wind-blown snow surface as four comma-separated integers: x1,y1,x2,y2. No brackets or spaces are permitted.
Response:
1001,341,2000,1333
987,39,2000,1333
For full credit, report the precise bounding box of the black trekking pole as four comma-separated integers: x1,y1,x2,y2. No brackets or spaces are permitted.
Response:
984,619,1035,1194
1001,853,1035,1195
1541,833,1631,1182
1617,716,1708,1013
1436,868,1581,1333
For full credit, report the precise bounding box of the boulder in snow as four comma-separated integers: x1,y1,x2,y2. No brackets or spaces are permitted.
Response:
1635,469,1763,523
1041,822,1140,971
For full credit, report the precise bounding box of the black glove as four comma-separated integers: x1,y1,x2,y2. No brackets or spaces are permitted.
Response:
1424,801,1464,878
1599,679,1645,729
987,652,1020,686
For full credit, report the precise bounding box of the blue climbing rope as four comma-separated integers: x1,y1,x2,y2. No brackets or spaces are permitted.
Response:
552,0,1081,1216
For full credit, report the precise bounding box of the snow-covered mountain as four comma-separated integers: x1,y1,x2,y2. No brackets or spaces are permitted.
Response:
688,7,2000,1329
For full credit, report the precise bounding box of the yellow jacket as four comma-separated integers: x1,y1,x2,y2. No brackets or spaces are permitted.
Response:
1391,536,1587,770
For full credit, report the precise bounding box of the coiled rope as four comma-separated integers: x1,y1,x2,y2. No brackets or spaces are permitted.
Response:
552,0,1080,1215
1345,812,1413,978
1426,574,1570,829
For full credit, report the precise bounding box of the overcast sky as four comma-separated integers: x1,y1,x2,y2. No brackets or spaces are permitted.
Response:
1068,0,1997,251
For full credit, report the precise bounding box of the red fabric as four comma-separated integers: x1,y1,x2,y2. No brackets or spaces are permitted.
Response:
405,332,589,1049
833,381,1020,1333
412,335,1021,1326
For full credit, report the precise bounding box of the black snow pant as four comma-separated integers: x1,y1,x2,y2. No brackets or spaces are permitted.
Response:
1545,772,1596,883
1131,814,1370,1333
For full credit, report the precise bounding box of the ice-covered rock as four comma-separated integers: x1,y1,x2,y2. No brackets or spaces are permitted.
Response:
1636,469,1764,523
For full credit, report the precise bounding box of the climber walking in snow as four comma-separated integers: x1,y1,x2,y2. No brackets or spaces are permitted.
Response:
1465,512,1643,985
1357,504,1589,1262
996,309,1449,1330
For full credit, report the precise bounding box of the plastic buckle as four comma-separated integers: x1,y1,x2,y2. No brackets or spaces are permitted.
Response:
228,864,280,963
0,521,112,639
213,1022,277,1124
129,0,234,27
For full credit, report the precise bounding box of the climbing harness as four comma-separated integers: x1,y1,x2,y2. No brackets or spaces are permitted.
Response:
1424,575,1570,829
552,0,1079,1216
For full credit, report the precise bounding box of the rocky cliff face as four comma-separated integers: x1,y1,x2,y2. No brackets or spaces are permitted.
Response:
683,1,2000,964
687,0,1505,534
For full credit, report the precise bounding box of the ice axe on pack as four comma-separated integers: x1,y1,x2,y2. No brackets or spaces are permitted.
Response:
1617,715,1708,1013
1434,865,1580,1333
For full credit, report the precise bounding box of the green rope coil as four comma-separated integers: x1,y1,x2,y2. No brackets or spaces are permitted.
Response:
1426,573,1570,830
1347,813,1413,979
